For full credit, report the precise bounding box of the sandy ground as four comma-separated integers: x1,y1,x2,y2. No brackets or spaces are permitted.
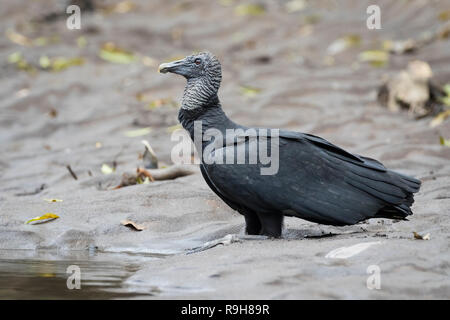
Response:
1,0,450,299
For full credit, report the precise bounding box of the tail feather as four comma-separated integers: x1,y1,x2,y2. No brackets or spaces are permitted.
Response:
344,164,421,220
375,171,420,219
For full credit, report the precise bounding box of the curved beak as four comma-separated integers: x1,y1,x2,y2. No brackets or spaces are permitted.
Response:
158,58,186,74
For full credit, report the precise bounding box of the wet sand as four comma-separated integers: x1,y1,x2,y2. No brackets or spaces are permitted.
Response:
1,0,450,299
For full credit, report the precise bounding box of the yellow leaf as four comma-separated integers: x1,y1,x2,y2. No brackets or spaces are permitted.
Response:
33,37,49,46
430,110,450,127
359,50,389,67
43,198,63,203
441,96,450,107
40,273,56,278
439,136,450,147
100,50,135,64
77,36,87,48
219,0,235,6
234,4,265,16
136,176,150,184
438,10,450,21
147,98,177,109
39,56,51,69
7,52,22,64
167,124,182,133
26,213,59,225
7,52,35,73
124,127,152,137
443,84,450,96
101,164,115,175
99,42,136,64
51,57,84,71
239,85,262,98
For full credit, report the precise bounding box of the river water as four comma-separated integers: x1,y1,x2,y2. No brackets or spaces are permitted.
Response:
0,250,160,299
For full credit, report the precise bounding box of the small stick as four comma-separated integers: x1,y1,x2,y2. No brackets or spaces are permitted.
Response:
66,165,78,180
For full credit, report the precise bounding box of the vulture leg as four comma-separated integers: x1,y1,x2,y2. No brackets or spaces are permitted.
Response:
241,209,262,235
257,212,283,238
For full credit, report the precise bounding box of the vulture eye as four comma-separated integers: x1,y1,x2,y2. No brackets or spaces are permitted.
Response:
194,58,201,65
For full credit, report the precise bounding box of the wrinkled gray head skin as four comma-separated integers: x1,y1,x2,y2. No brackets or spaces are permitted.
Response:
159,52,222,110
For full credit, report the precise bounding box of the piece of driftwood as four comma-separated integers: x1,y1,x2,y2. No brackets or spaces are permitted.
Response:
112,164,198,189
148,164,197,181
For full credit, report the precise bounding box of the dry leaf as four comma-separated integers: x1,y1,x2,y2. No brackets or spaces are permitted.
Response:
285,0,306,13
121,219,146,231
6,29,32,46
16,88,30,98
304,14,320,25
141,56,157,67
124,127,152,137
137,167,154,182
103,1,136,14
413,232,430,240
26,213,59,225
112,167,154,189
384,39,417,54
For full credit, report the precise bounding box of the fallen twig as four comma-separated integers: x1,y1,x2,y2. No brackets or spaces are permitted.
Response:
66,165,78,180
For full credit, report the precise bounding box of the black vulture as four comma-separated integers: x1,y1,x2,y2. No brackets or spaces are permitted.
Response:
159,52,421,238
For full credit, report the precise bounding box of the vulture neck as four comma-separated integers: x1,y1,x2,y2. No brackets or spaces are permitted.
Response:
178,87,240,141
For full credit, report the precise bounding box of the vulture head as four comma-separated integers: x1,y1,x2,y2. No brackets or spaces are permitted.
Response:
159,52,222,110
